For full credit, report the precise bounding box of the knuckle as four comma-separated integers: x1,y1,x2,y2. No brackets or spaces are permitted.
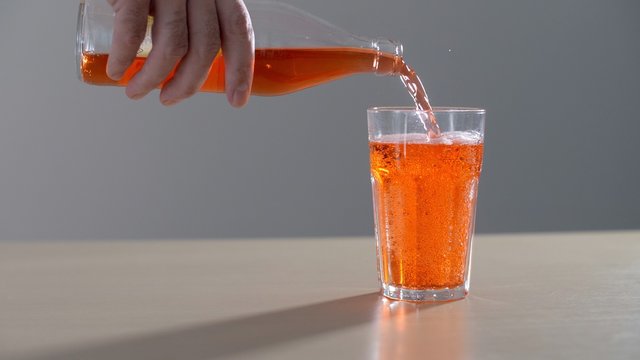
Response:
171,80,200,100
111,0,147,12
163,41,188,59
189,17,221,60
138,74,164,89
234,66,251,85
202,17,223,49
243,19,255,42
159,13,189,58
202,14,220,36
117,1,148,22
110,53,130,68
122,31,146,48
227,4,254,42
193,38,221,61
115,6,148,47
181,84,200,98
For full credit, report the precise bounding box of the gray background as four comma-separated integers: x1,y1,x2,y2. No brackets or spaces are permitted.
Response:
0,0,638,240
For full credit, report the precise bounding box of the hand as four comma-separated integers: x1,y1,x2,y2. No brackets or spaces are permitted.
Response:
106,0,255,107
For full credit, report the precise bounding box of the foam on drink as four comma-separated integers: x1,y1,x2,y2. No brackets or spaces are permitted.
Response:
373,131,483,145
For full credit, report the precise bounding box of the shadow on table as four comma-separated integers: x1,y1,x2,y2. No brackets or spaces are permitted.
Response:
14,292,434,360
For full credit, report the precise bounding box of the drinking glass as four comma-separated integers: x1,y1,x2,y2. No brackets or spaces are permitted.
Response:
368,107,485,301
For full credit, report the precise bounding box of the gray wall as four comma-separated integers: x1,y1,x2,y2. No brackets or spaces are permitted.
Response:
0,0,638,240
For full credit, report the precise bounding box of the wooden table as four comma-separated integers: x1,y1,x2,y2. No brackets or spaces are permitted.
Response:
1,231,639,359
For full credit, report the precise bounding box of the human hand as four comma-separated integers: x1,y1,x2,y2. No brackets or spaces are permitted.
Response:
106,0,254,107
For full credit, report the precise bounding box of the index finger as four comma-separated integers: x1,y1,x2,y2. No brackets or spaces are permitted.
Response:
107,0,151,80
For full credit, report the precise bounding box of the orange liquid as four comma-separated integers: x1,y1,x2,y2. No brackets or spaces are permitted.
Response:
369,137,483,289
81,47,440,133
80,48,403,96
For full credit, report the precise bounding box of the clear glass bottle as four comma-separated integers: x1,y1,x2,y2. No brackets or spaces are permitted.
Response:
77,0,404,95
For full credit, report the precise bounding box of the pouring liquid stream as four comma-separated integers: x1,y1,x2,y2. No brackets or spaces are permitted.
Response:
398,62,441,137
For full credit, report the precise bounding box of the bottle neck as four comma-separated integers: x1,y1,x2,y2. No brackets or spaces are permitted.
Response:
372,39,404,76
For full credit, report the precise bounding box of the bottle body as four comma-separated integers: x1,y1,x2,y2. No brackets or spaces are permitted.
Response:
77,0,403,95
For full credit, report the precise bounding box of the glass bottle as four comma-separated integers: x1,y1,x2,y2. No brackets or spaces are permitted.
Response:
77,0,404,95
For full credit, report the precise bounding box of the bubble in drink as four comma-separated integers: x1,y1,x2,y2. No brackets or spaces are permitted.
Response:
369,131,483,289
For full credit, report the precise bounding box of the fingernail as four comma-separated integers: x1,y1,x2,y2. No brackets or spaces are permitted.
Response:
162,98,179,106
231,84,249,107
109,71,124,81
129,92,144,100
106,67,124,81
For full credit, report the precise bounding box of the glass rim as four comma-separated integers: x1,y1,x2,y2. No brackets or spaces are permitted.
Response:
368,106,485,114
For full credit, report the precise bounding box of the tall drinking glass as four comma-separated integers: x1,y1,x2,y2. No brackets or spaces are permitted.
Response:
368,107,485,301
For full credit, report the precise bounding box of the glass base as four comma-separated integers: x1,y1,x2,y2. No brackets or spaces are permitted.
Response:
382,283,467,302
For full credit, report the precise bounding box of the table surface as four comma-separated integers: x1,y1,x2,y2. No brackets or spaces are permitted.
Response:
1,231,639,360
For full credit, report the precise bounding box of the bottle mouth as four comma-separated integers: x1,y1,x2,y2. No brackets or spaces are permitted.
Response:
372,38,404,76
373,38,403,58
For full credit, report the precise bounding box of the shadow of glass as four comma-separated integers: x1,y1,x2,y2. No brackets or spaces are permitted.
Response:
14,292,383,360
